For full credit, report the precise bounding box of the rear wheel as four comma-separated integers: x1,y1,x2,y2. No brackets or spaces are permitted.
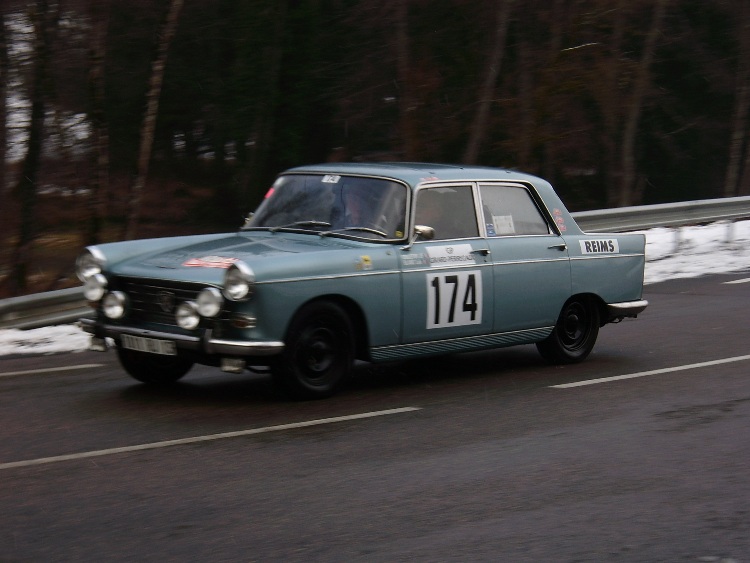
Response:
537,296,600,364
273,301,354,399
116,346,194,384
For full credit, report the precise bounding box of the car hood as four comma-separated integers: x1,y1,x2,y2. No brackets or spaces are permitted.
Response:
109,232,368,284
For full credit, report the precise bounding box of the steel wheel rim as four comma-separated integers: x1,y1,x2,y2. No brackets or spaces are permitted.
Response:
560,302,590,351
297,326,338,380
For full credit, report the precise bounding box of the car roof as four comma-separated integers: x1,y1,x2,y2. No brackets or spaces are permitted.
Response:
283,162,546,188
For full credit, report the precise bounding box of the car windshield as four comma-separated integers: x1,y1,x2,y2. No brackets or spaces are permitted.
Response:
245,174,408,240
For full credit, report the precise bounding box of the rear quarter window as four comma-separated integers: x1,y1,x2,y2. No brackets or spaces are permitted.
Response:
479,184,551,236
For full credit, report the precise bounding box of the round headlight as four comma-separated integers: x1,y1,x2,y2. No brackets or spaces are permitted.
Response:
223,262,255,301
197,287,224,318
83,273,108,302
176,301,200,330
76,247,106,281
102,291,127,319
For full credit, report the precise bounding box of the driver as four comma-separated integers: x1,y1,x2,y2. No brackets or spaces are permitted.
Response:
343,187,385,231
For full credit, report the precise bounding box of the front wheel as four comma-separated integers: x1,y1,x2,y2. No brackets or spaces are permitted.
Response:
116,346,194,385
273,301,354,399
537,297,600,364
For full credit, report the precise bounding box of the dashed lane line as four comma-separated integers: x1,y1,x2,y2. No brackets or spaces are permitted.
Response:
0,407,422,471
0,364,104,378
551,355,750,389
723,277,750,284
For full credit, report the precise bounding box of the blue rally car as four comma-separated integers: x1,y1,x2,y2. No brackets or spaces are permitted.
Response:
78,163,648,398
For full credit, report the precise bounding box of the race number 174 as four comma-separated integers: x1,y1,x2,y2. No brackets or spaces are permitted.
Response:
426,270,483,328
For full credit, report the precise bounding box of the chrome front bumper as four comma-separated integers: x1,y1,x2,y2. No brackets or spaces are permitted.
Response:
79,318,285,357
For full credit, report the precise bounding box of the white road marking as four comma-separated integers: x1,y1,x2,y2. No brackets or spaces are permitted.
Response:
0,407,422,471
0,364,104,378
552,355,750,389
723,277,750,284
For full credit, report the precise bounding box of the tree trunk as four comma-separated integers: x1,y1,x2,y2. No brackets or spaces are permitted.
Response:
244,0,287,203
86,5,109,245
618,0,669,207
463,0,515,165
723,1,750,197
123,0,184,240
395,0,416,160
603,0,626,208
0,12,8,196
9,0,57,296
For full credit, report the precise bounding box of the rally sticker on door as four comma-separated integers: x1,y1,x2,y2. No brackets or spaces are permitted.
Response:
426,244,475,267
426,270,483,328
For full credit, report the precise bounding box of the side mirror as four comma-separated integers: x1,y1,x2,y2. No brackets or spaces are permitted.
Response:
401,224,435,251
242,212,254,228
414,225,435,241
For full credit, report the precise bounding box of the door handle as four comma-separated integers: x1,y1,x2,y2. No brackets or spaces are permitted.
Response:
548,243,567,251
471,248,491,256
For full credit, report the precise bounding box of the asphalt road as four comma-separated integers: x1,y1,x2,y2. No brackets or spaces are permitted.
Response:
1,273,749,562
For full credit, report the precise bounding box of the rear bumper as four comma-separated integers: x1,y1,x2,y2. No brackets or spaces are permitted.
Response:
79,318,285,357
606,300,649,322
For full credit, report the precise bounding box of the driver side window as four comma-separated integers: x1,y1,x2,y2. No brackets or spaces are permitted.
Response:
415,186,479,240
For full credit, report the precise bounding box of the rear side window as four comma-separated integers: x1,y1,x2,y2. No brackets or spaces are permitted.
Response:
479,184,550,236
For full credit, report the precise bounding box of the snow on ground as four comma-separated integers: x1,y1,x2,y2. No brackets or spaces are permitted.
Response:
0,324,92,356
1,220,749,357
640,219,750,285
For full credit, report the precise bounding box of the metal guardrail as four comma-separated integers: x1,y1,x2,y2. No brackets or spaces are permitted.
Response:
1,195,749,330
571,195,750,232
0,287,91,330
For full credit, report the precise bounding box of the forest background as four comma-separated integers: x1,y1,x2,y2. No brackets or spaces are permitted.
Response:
1,0,749,298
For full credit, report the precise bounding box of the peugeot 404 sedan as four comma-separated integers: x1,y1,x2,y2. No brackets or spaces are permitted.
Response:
78,163,647,398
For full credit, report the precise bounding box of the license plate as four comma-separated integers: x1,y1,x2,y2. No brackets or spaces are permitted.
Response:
121,334,177,356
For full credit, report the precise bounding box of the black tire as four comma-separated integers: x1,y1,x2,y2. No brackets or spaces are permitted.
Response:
537,296,600,364
116,346,194,385
273,301,354,399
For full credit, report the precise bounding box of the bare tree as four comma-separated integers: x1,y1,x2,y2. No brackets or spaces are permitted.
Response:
601,0,627,208
0,12,7,196
9,0,59,296
463,0,515,165
618,0,669,207
723,1,750,197
244,0,288,201
394,0,416,160
123,0,184,240
86,1,109,244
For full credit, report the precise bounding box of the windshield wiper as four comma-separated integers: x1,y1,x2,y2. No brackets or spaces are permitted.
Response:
269,220,332,233
320,226,388,238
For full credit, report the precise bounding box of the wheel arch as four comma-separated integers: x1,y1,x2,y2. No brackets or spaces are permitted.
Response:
563,292,608,328
287,294,371,361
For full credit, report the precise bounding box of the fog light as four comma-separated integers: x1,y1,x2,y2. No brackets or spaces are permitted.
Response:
102,291,127,319
83,273,108,302
176,301,200,330
197,287,224,318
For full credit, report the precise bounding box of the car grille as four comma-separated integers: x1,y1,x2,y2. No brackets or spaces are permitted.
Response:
116,277,207,326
